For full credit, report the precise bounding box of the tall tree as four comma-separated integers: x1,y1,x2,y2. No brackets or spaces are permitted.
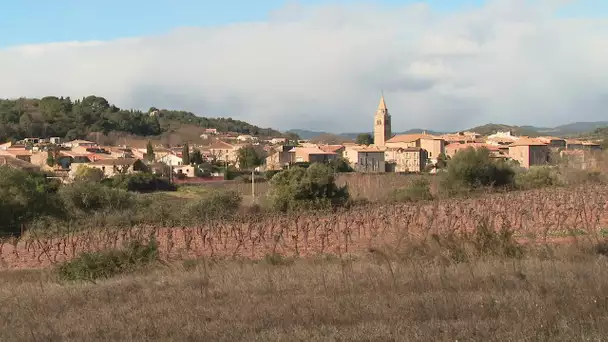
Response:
237,145,262,170
146,141,155,163
356,133,374,145
190,149,204,165
182,143,190,165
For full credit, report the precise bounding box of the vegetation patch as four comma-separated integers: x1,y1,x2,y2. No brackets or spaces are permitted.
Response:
57,238,159,281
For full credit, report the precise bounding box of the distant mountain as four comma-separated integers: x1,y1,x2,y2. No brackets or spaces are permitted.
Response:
288,121,608,141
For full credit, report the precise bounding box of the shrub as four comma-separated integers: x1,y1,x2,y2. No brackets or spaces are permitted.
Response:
183,189,242,221
73,165,104,182
267,163,349,212
388,178,433,202
59,181,135,214
57,238,159,281
102,172,176,192
443,147,515,190
0,166,64,234
515,166,561,189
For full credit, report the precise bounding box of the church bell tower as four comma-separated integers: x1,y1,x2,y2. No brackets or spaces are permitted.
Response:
373,94,391,146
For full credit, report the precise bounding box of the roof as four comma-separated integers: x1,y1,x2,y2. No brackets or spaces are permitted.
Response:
0,149,32,157
208,141,235,149
68,139,96,144
446,143,500,152
289,147,337,155
377,95,387,111
509,138,548,147
0,156,40,170
89,158,141,166
318,145,344,153
386,133,440,143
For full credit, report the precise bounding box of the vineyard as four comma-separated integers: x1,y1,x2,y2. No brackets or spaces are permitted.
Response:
2,184,607,269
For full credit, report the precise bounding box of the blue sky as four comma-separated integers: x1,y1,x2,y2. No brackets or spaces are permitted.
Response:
1,0,491,48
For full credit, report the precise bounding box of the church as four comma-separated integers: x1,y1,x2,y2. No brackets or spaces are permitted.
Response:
370,95,445,172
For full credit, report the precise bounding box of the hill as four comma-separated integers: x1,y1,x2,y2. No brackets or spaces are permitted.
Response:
0,96,282,142
466,124,542,137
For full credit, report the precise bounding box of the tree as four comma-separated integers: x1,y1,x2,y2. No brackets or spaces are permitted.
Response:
436,153,448,169
0,167,63,234
146,141,155,163
237,145,263,170
356,133,374,145
267,163,349,212
182,143,190,165
329,157,354,173
190,149,204,165
444,147,514,190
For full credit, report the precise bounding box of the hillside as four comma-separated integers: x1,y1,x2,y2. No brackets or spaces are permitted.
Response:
0,96,282,142
466,124,542,137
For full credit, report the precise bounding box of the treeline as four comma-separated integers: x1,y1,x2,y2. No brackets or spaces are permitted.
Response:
0,96,281,141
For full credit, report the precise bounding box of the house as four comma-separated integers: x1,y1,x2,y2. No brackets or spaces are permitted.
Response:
538,137,566,150
64,139,96,148
49,137,62,145
0,155,41,172
204,128,218,135
508,139,550,168
173,165,196,178
289,147,338,163
236,135,254,142
384,133,445,164
269,137,288,145
343,146,385,172
86,158,149,177
107,147,135,159
318,145,345,157
0,148,33,163
265,145,295,170
440,132,481,144
207,141,240,163
158,153,184,166
385,147,428,173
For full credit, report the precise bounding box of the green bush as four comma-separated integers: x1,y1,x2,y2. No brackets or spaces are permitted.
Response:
0,166,64,234
183,189,242,221
515,166,561,189
388,178,433,202
102,172,176,192
267,163,349,212
59,181,135,214
57,238,159,281
443,147,515,190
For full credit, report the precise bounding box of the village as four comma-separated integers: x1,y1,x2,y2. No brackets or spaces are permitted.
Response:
0,95,603,181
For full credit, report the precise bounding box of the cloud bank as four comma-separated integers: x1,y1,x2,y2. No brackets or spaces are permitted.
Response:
1,0,607,132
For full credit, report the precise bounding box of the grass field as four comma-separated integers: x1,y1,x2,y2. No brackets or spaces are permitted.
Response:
1,248,607,341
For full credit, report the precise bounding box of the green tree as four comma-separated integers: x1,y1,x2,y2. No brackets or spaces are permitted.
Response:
190,149,204,165
0,167,63,234
444,147,514,190
267,163,349,212
146,141,155,163
237,145,262,170
329,157,354,172
182,143,190,165
356,133,374,145
436,153,448,169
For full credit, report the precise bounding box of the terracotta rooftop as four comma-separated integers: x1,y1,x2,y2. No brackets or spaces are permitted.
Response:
89,158,140,166
386,133,440,143
509,138,548,147
318,145,344,153
0,156,39,170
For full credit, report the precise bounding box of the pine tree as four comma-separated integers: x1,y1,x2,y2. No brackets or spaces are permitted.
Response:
182,143,190,165
146,141,155,162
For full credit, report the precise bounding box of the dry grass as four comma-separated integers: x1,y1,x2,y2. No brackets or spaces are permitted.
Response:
1,249,607,341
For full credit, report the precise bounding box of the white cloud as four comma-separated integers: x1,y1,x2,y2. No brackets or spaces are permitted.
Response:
1,0,607,132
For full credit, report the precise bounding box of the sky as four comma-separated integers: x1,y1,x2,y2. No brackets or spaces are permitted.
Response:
1,0,607,133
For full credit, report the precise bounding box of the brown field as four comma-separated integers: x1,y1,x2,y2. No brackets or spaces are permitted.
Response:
2,180,608,340
2,184,607,270
1,248,608,341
